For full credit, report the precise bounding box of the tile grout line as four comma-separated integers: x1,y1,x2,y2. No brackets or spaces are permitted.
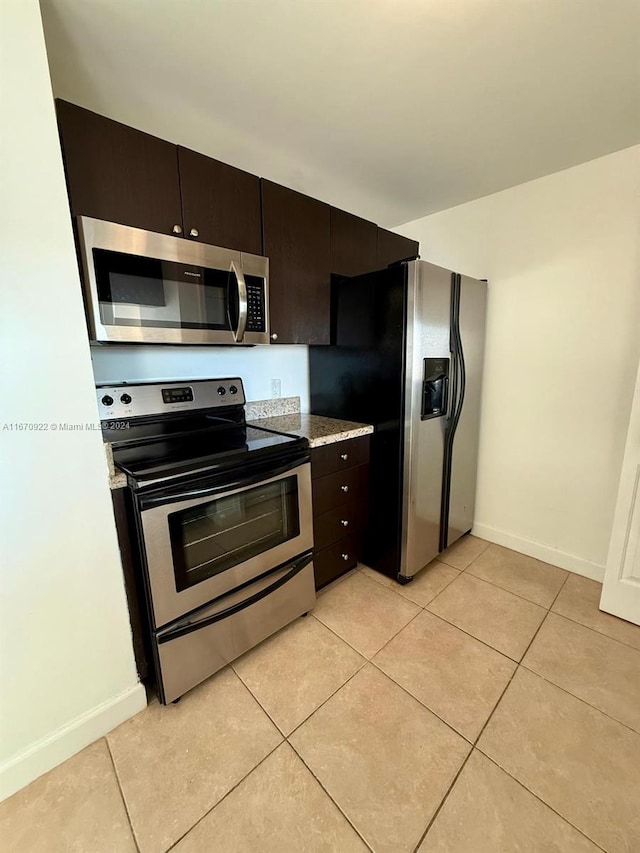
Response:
104,737,141,853
545,608,640,653
163,740,284,853
367,658,475,746
467,567,631,853
468,572,615,850
475,751,609,853
411,573,572,852
410,747,474,852
427,568,553,615
419,606,527,663
508,573,640,737
229,661,293,737
234,628,369,744
314,571,537,743
284,745,375,853
312,590,425,662
461,566,567,608
517,659,640,737
358,560,462,606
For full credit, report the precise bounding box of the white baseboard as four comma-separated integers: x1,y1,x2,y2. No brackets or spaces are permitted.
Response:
1,682,147,801
471,523,605,582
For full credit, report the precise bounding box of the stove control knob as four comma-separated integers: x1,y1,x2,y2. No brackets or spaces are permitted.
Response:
217,386,226,396
101,395,114,407
229,385,238,395
120,393,132,405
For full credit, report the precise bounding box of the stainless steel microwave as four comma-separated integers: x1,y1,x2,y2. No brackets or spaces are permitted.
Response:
77,216,270,345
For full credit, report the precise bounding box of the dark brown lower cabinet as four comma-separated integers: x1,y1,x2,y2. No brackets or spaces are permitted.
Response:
311,435,370,589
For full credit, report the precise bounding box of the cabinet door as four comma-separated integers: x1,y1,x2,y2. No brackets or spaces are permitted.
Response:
330,207,378,277
56,100,183,235
261,180,331,344
178,147,262,254
376,227,419,269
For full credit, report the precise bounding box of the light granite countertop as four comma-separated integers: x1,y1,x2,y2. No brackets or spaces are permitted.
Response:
248,413,374,449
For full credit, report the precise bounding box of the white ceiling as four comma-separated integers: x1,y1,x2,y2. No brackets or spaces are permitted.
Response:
40,0,640,226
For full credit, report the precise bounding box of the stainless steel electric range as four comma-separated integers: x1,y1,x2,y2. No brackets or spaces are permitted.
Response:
99,378,315,704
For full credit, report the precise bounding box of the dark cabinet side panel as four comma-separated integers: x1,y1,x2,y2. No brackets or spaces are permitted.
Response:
261,180,331,345
330,208,378,277
56,100,183,235
178,147,262,254
376,227,419,270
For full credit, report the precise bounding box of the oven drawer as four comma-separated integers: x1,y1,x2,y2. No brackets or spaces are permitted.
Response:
313,503,364,552
155,552,316,703
313,534,359,589
311,435,370,479
312,464,369,517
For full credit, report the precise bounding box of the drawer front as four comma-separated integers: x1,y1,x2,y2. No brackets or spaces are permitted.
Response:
314,534,358,589
311,435,370,480
313,503,363,552
312,464,368,517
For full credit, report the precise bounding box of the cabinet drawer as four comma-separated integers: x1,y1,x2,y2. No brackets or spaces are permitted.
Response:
311,435,370,479
312,464,368,517
313,503,363,552
314,534,358,589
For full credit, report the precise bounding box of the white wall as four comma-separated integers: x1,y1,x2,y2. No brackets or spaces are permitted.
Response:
91,345,310,409
0,0,145,800
397,147,640,579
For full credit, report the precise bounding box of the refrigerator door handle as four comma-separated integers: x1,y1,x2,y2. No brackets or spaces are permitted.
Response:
440,272,466,551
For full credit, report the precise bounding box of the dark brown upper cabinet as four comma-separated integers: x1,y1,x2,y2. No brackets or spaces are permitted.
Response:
330,208,378,278
56,100,183,236
177,147,262,254
376,227,419,270
262,180,331,345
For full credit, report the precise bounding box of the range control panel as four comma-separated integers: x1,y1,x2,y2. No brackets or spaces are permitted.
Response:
97,378,246,420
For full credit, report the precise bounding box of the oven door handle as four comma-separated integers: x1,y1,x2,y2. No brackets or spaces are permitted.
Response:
138,453,308,509
157,551,313,643
231,260,248,344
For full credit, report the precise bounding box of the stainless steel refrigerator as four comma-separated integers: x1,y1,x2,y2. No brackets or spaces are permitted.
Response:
309,260,487,583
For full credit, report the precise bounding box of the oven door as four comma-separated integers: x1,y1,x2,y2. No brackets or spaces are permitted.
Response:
77,216,269,345
138,459,313,628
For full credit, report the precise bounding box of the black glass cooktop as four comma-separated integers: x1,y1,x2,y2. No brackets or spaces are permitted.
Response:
108,417,307,484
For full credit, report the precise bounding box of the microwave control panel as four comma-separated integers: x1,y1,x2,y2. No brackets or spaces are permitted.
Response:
245,276,266,333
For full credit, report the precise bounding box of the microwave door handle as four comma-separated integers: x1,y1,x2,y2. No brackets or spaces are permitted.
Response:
231,261,248,343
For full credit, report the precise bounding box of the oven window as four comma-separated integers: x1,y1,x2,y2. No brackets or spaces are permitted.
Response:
169,476,300,591
94,249,231,330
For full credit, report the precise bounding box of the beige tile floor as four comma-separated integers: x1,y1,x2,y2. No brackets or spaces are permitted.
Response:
2,537,640,852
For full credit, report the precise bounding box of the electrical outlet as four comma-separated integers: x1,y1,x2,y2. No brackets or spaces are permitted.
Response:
270,378,282,398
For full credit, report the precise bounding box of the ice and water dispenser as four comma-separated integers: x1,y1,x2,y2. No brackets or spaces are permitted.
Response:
421,357,449,420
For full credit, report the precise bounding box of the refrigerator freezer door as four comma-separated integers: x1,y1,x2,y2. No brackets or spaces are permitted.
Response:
401,261,452,579
447,274,487,547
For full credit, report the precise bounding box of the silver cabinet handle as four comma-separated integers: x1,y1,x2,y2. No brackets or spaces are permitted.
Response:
341,519,349,527
340,453,348,460
189,228,199,238
172,224,183,235
341,485,349,492
271,333,278,341
341,553,349,561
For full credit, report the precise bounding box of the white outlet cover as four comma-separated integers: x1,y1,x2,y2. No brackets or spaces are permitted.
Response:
270,378,282,398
